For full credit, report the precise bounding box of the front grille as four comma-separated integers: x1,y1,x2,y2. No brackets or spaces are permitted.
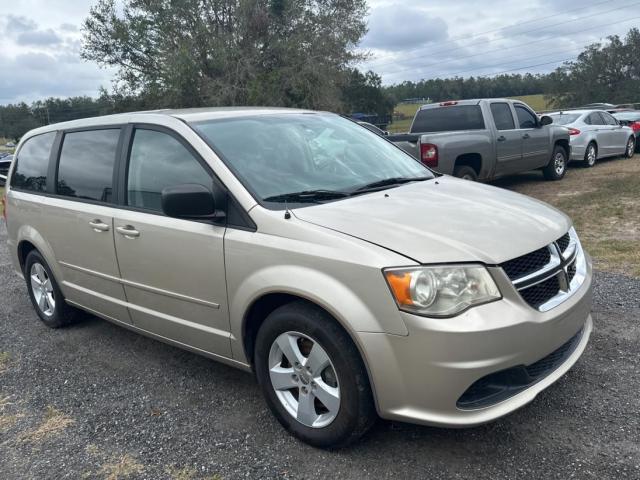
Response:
501,246,550,281
519,275,560,309
457,327,584,409
556,233,570,253
567,262,576,283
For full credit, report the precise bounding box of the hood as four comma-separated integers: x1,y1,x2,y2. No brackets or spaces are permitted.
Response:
293,177,571,265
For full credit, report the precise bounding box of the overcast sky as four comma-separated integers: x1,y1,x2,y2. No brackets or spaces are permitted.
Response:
0,0,638,104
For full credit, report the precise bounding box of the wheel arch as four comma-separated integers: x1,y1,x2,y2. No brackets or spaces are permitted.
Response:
15,226,61,280
454,153,482,176
239,289,384,414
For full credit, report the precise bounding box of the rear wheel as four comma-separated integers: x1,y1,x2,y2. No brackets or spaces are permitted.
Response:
625,136,636,158
24,250,85,328
453,165,478,181
254,301,376,448
583,142,597,167
543,145,567,180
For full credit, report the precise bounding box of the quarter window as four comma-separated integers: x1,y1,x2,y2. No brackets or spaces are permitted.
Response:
515,105,537,129
490,103,515,130
11,132,56,192
587,113,605,125
57,129,120,202
126,129,211,212
599,112,618,126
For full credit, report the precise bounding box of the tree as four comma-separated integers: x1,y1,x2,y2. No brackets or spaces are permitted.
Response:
0,103,41,141
342,69,394,116
81,0,368,110
546,28,640,107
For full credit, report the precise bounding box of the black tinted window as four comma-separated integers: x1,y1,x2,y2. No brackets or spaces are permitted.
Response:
57,129,120,202
600,112,617,125
587,113,605,125
11,132,55,192
515,105,537,129
490,103,515,130
411,105,485,133
127,129,211,212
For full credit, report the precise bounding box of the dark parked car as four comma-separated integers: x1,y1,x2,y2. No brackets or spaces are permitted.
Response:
0,154,12,186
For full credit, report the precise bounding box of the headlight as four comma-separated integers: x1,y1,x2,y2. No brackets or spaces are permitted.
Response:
383,265,501,317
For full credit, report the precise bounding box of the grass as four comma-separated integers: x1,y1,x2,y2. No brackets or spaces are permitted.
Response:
18,406,75,443
0,351,9,373
388,94,552,133
494,154,640,277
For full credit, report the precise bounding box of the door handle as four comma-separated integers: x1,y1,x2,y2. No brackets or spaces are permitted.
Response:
522,133,530,139
116,225,140,238
89,219,110,232
497,135,506,142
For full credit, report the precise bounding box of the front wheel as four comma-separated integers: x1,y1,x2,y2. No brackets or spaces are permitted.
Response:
624,136,636,158
254,301,376,448
543,145,567,180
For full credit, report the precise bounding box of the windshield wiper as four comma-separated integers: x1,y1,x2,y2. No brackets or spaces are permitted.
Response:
351,176,432,194
263,189,351,203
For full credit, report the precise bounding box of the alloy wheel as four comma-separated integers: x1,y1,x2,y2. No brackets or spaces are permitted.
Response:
627,138,635,157
30,262,55,317
268,331,340,428
586,145,596,166
554,151,566,176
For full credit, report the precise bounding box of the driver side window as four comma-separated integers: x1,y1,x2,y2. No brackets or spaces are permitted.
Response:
127,129,212,212
515,105,537,129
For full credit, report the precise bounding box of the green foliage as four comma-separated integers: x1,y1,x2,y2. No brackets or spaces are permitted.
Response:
545,28,640,107
81,0,369,111
384,73,552,104
342,69,395,116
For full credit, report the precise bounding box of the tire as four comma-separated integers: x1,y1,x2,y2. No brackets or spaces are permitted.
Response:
24,250,85,328
453,165,478,181
583,142,597,167
254,301,376,448
543,145,567,180
624,136,636,158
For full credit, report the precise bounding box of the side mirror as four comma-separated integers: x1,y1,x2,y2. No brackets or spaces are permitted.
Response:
161,183,223,220
539,115,553,127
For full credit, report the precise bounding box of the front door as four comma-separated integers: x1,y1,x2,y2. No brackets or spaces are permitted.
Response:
515,104,550,170
112,127,231,357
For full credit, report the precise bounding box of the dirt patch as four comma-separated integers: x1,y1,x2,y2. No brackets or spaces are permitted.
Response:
493,155,640,276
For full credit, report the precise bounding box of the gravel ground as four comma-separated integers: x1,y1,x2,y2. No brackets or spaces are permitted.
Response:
0,222,639,480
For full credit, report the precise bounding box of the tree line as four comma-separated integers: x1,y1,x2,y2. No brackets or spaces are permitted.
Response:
1,0,638,141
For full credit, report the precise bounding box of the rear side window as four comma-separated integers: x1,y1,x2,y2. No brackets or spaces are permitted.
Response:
586,113,604,125
599,112,618,125
490,103,515,130
515,105,537,129
126,129,211,212
57,129,120,202
11,132,56,192
411,105,485,133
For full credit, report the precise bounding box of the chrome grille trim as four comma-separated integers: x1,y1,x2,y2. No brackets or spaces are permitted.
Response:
502,228,586,312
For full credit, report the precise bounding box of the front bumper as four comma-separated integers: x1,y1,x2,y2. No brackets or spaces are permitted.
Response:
358,257,593,427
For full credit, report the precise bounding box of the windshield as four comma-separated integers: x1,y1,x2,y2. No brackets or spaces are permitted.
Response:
549,113,581,125
192,113,433,207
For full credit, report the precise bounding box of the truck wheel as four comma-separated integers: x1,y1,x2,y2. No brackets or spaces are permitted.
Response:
254,301,376,448
453,166,478,181
543,146,567,180
583,142,597,167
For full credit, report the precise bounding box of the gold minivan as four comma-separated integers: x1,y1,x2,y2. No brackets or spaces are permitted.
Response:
4,108,593,447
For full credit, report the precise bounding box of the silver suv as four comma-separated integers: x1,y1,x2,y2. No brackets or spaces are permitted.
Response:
3,108,593,447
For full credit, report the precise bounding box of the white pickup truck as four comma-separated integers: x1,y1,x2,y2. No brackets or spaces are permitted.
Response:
387,99,571,181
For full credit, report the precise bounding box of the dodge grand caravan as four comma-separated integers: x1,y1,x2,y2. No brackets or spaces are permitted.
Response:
3,108,593,448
